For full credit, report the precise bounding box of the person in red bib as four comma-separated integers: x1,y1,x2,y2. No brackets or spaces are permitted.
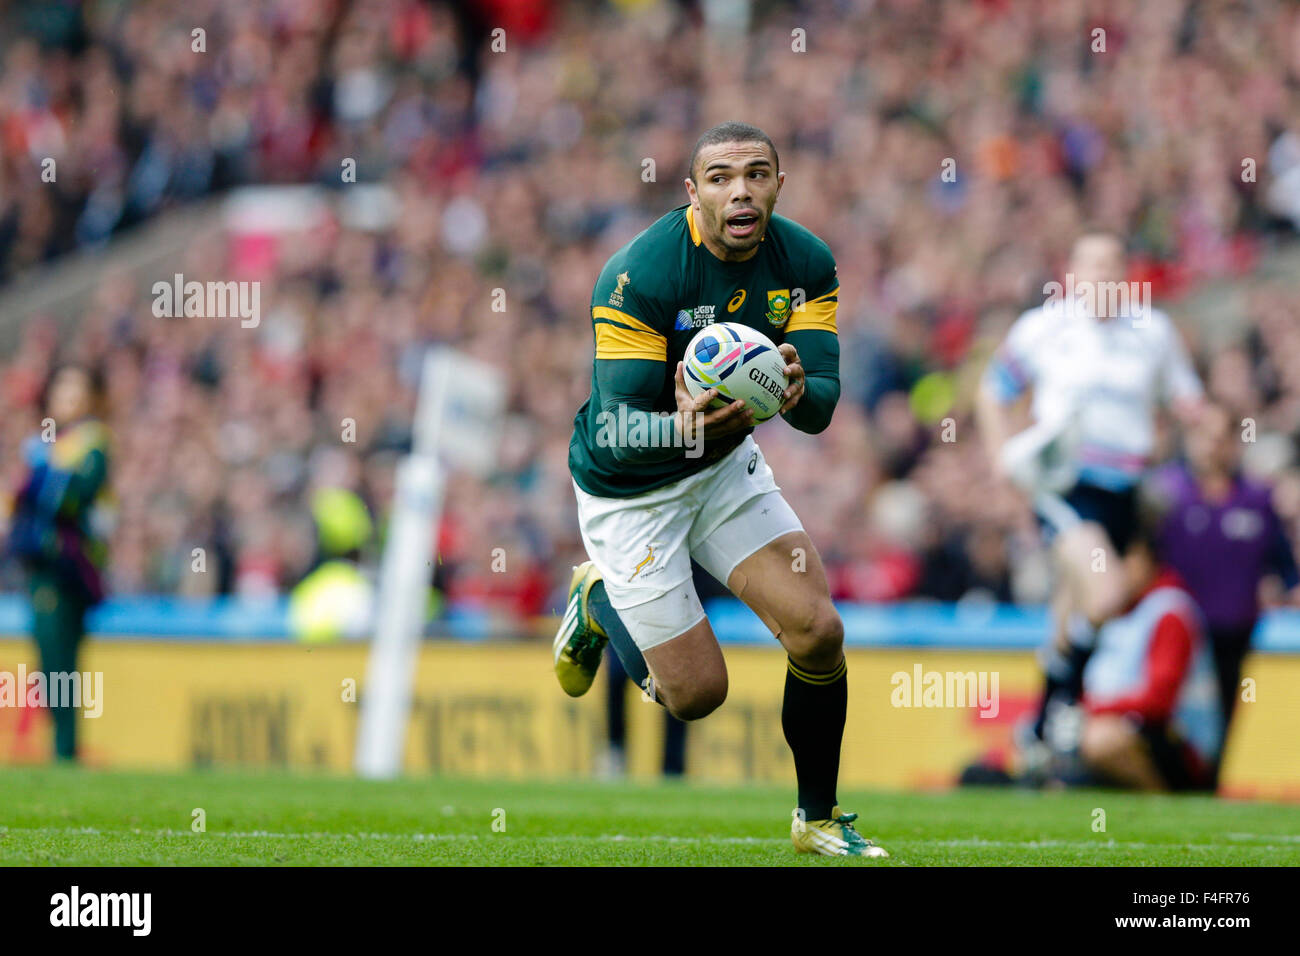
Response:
1079,502,1224,792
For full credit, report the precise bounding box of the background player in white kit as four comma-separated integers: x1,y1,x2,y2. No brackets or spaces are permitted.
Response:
976,231,1205,771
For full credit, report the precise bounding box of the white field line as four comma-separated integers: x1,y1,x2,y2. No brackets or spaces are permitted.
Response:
1226,832,1300,843
0,826,1296,851
0,826,780,845
929,837,1294,851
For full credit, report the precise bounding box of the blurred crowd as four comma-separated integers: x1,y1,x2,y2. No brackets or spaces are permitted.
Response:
3,0,1300,623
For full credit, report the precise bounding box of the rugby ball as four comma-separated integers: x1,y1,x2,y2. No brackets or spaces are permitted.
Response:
683,322,789,423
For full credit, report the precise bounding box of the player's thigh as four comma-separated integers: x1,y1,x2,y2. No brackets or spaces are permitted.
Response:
733,529,843,667
693,493,842,667
1053,519,1127,618
636,595,728,721
603,571,724,721
1043,485,1132,576
612,573,709,655
1052,519,1115,570
684,438,807,623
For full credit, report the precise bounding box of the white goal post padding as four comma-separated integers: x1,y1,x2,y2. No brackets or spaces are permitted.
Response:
355,347,505,779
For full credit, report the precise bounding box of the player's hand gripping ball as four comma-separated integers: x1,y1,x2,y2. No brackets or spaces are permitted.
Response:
683,322,789,423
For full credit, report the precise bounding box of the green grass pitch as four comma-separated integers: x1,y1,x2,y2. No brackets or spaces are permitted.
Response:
2,766,1298,865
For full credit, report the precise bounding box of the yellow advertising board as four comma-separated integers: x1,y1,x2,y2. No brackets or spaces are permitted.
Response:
0,638,1296,800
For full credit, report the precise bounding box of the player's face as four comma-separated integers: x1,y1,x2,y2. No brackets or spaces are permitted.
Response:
1068,234,1125,289
686,142,784,261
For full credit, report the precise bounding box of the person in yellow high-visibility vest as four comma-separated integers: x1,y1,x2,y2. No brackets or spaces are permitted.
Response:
289,489,376,643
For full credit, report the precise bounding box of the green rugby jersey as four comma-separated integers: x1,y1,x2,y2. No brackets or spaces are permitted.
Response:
569,202,840,498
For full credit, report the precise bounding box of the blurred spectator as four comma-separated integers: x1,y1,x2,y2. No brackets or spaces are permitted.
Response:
288,487,377,642
4,364,111,761
1152,402,1300,778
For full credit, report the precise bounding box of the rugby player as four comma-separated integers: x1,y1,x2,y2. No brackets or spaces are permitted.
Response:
553,122,887,858
976,231,1205,772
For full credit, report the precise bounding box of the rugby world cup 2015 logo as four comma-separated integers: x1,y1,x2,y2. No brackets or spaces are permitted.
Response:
765,289,792,327
674,304,716,330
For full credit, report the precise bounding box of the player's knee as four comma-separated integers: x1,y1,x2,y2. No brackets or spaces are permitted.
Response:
815,605,845,656
783,601,843,666
664,673,728,721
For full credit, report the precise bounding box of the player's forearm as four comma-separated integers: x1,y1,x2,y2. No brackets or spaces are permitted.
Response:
782,329,839,434
782,374,839,434
602,406,685,464
595,358,684,464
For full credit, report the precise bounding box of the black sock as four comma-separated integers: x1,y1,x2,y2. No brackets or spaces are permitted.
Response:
1032,639,1095,740
783,656,847,821
588,579,651,689
1031,674,1066,741
1063,642,1093,699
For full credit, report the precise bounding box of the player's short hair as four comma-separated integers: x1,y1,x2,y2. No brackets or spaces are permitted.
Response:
688,122,780,184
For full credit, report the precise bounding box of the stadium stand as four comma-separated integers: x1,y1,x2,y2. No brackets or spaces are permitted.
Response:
3,0,1300,632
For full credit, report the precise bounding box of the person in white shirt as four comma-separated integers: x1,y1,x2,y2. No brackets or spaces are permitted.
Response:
976,230,1205,767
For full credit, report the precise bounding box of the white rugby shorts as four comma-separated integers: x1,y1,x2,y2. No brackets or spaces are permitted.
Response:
573,435,803,651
